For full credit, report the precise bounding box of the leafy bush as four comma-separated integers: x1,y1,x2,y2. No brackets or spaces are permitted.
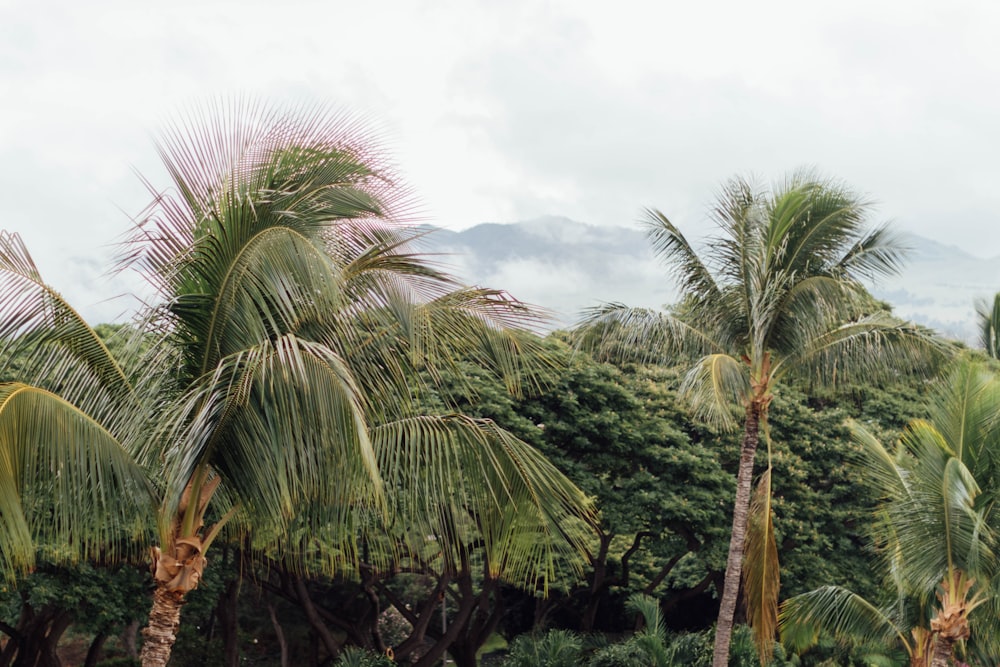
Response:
503,629,583,667
668,629,713,665
332,646,395,667
587,641,655,666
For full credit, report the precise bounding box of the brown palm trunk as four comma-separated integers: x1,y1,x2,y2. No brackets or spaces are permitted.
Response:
139,584,186,667
929,637,952,667
712,400,763,667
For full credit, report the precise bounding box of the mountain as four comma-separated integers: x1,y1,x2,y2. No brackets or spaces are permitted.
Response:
418,217,1000,342
417,216,669,327
871,233,999,342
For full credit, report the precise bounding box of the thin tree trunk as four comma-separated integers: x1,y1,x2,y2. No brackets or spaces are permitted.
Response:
580,532,612,633
121,620,140,659
712,401,763,667
140,584,186,667
217,578,240,667
266,597,289,667
83,631,109,667
413,569,481,667
291,575,341,662
32,612,71,667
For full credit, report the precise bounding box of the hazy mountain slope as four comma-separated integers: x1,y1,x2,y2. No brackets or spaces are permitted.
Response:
871,233,999,342
418,217,672,326
419,217,999,341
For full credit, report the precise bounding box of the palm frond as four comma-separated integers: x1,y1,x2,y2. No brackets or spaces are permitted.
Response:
0,232,132,398
779,586,909,654
0,383,153,572
918,358,1000,469
678,353,748,430
153,334,381,547
849,421,910,500
767,173,878,279
743,467,779,665
705,175,764,291
642,207,720,303
836,224,909,284
573,302,722,365
776,311,949,386
626,593,673,666
369,414,595,589
975,293,1000,359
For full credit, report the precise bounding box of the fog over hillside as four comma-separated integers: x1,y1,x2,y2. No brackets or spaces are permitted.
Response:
418,217,1000,342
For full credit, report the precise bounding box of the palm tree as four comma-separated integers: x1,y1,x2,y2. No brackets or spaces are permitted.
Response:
780,358,1000,666
975,293,1000,359
576,172,946,667
0,101,594,667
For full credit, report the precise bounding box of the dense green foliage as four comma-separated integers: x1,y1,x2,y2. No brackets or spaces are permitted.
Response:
0,324,945,665
574,172,947,666
0,104,990,667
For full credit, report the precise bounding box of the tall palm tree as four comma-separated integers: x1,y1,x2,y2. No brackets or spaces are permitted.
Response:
576,172,946,667
0,101,593,667
780,358,1000,666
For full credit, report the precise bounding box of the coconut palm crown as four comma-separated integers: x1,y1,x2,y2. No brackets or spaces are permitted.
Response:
575,172,947,667
0,101,594,667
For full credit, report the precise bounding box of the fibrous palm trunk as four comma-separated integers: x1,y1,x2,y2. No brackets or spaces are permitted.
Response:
140,585,186,667
140,476,216,666
929,639,953,667
139,529,209,665
712,400,764,667
927,571,973,667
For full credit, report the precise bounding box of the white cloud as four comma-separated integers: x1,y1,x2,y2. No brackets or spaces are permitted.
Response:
2,0,999,322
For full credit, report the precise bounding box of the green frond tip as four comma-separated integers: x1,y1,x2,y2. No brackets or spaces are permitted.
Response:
975,292,1000,359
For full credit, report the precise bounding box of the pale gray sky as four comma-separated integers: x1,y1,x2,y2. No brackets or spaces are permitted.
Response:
2,0,999,321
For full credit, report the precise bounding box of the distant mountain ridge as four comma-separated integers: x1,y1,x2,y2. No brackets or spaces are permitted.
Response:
417,216,999,342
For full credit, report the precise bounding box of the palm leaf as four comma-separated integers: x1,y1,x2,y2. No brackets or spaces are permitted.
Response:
574,302,722,365
776,311,949,386
369,414,595,589
642,207,721,304
0,232,133,399
975,293,1000,359
678,353,748,430
626,593,673,666
0,383,152,572
743,467,779,665
836,224,909,283
152,334,381,548
779,586,910,653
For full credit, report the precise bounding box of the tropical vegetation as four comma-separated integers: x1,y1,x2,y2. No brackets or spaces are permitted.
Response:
781,358,1000,666
574,172,947,665
3,102,1000,667
0,102,594,667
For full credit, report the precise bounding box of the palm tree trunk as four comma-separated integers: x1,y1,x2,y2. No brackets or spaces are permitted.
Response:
712,400,763,667
139,584,185,667
929,637,952,667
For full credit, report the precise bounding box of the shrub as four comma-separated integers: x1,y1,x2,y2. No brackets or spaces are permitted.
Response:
332,646,395,667
503,630,583,667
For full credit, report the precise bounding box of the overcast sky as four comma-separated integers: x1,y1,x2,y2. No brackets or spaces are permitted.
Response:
2,0,999,321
